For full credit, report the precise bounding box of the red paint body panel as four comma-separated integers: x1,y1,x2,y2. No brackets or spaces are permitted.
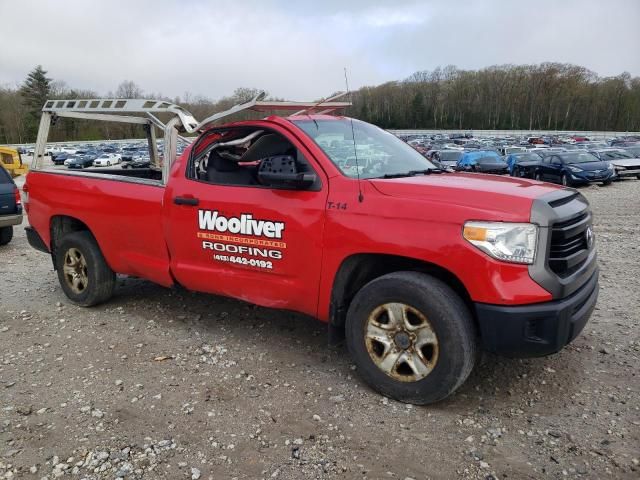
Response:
26,171,173,287
25,116,566,324
163,122,327,316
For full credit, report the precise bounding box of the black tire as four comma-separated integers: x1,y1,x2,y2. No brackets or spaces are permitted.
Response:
535,172,542,181
55,231,115,306
602,180,612,186
636,175,640,180
345,272,478,405
512,166,520,177
0,226,13,245
561,174,571,187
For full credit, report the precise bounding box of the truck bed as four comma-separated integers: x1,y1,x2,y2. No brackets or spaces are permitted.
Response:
26,169,172,286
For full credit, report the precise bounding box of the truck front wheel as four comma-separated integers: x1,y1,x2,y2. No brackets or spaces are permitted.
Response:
55,231,115,306
346,272,478,404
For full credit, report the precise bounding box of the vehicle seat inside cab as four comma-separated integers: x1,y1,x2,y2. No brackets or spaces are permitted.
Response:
205,133,295,186
206,151,256,185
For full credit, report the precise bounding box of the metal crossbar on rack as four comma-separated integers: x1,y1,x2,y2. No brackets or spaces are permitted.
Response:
42,98,199,133
193,91,351,131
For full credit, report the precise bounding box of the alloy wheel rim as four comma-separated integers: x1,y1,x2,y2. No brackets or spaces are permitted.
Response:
63,247,89,294
364,302,439,382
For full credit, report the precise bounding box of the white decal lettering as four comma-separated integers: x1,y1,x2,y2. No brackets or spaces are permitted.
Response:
198,210,285,239
198,210,218,230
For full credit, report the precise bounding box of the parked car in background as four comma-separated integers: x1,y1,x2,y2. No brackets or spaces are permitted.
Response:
93,153,122,167
0,165,23,245
67,154,98,169
497,146,526,156
455,151,509,174
622,145,640,157
622,143,640,158
121,147,147,162
528,147,565,156
506,152,542,177
50,146,78,158
430,149,463,168
589,149,640,179
122,156,151,169
52,152,73,165
535,152,615,186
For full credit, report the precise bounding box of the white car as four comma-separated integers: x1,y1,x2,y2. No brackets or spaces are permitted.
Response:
498,146,527,156
93,153,121,167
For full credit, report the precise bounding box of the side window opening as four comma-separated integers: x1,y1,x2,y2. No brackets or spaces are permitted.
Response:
191,128,316,188
1,152,15,165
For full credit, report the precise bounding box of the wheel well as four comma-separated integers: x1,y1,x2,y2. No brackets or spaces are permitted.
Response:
329,254,474,340
50,216,91,269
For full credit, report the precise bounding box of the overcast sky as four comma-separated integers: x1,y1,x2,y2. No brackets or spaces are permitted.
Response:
1,0,639,101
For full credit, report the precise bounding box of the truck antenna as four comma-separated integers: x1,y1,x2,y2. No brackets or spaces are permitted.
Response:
344,67,364,203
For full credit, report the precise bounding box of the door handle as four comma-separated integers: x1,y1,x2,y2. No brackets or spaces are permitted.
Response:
173,196,199,206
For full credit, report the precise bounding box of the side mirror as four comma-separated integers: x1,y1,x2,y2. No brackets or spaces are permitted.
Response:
258,155,317,189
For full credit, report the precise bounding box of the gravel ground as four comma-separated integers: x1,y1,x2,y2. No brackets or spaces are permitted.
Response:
0,178,638,480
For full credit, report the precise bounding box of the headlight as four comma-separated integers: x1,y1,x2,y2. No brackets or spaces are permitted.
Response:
607,163,614,171
567,166,582,173
463,221,538,264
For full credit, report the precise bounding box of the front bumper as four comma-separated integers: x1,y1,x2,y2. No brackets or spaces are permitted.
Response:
570,170,615,183
0,213,23,228
475,269,598,357
614,168,640,178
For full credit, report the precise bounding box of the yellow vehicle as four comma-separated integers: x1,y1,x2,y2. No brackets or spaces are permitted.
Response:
0,146,29,177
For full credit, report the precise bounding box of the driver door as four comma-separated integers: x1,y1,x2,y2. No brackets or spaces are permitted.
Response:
163,124,328,318
548,156,563,183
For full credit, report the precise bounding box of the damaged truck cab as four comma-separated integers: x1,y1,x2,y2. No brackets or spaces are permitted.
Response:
24,95,598,404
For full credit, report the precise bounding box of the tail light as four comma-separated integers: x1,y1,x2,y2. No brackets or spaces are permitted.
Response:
15,185,23,213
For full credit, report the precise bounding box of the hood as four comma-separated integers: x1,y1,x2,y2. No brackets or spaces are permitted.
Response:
369,172,562,220
568,160,610,171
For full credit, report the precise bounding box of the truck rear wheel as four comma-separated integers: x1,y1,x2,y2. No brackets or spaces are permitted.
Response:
0,226,13,245
55,231,115,306
346,271,478,404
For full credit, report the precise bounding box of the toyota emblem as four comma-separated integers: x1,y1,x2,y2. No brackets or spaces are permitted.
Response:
585,226,594,249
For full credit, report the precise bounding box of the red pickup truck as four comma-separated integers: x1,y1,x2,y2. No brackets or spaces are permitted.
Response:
23,96,598,404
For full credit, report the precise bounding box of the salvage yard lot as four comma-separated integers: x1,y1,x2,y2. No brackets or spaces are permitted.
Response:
1,180,639,479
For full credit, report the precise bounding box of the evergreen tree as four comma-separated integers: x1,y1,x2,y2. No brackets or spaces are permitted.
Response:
19,65,52,139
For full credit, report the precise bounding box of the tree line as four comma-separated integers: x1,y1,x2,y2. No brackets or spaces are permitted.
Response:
353,63,640,132
1,63,639,144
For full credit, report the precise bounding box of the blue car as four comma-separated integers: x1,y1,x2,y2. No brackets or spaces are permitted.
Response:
535,152,615,187
455,151,509,174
